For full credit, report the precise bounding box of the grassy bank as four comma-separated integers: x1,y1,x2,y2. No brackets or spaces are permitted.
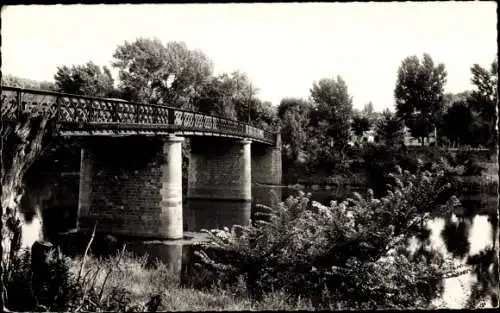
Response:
67,251,315,311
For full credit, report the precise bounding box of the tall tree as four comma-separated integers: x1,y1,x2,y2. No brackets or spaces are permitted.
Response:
112,37,213,108
375,109,405,146
395,53,447,145
308,76,353,166
277,98,312,164
363,101,374,116
54,61,116,97
467,58,498,148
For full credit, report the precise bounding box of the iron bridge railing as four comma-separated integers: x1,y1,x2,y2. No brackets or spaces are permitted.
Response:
1,86,277,145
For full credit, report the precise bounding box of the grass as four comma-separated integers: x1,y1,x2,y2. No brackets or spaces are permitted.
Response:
68,250,315,311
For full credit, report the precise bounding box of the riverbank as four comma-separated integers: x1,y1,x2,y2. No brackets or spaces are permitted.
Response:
66,251,316,311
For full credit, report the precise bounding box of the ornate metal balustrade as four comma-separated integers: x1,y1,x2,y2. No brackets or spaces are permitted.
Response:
1,86,277,145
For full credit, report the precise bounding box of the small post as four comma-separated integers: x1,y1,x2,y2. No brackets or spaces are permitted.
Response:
113,101,118,123
16,89,23,117
168,108,175,126
154,107,158,124
55,96,61,122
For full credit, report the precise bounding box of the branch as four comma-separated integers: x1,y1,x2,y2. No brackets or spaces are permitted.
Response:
78,222,97,281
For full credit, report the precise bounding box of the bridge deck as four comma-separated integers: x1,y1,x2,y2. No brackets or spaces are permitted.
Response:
1,86,277,145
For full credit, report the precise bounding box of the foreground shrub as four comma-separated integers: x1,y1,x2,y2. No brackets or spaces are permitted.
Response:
5,246,82,312
4,240,164,312
195,159,466,309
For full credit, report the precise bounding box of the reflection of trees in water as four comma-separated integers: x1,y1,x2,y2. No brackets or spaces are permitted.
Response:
463,214,498,308
404,214,497,308
441,218,471,259
466,247,499,308
415,227,431,243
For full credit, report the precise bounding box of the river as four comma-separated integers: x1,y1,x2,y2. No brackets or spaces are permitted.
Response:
19,182,497,309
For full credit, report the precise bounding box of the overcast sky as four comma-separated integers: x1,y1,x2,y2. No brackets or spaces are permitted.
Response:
1,2,497,111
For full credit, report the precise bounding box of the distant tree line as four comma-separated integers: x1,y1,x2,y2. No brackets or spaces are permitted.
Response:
277,53,497,176
2,41,496,172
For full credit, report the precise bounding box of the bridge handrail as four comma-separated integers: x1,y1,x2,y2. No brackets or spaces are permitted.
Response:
1,86,277,144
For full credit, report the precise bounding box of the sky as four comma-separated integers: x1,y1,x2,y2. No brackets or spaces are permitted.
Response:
1,2,497,111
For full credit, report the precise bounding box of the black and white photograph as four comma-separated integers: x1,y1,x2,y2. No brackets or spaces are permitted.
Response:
0,2,498,311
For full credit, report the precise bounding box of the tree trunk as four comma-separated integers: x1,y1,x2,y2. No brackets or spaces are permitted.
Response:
0,209,4,312
1,96,57,310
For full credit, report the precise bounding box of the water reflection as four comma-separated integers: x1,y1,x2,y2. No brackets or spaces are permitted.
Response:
252,185,283,209
441,217,471,259
467,215,494,256
185,199,251,232
21,207,44,249
184,186,285,232
424,214,496,308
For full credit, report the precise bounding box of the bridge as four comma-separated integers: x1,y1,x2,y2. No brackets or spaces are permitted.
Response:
2,86,282,240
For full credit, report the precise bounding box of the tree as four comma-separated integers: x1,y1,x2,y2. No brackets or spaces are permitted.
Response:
375,109,405,146
1,90,58,310
112,37,213,108
395,53,447,145
220,71,257,122
351,114,371,143
277,98,312,164
193,70,277,130
440,100,474,146
2,74,55,91
363,101,374,116
443,91,471,110
54,61,117,97
194,75,236,118
248,99,278,131
308,76,353,167
194,71,255,119
467,58,497,148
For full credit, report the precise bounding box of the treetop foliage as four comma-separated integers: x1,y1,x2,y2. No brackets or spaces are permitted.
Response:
112,38,213,109
54,61,116,98
395,53,447,144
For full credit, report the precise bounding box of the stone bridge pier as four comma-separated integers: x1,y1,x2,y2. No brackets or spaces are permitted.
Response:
78,135,184,239
77,134,281,240
187,137,252,201
251,133,282,209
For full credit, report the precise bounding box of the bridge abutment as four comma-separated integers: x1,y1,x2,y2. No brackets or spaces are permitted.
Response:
77,135,184,239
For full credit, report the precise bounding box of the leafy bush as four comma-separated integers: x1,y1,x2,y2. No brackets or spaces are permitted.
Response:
5,247,82,312
194,159,465,309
